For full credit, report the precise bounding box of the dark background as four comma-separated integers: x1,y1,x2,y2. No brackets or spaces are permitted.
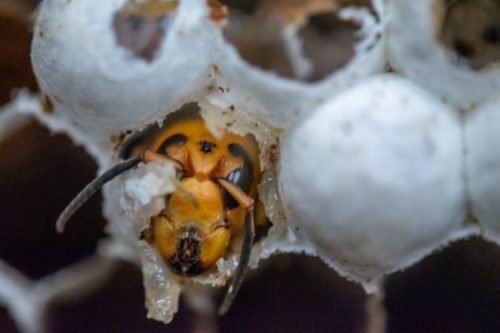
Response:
1,1,500,332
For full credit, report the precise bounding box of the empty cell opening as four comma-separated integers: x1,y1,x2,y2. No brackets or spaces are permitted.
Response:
113,0,179,62
0,122,105,279
220,0,368,82
440,0,500,70
299,12,359,82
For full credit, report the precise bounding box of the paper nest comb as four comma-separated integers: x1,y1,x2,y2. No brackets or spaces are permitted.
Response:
1,0,500,327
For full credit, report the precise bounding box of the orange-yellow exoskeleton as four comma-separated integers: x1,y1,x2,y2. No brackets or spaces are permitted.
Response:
55,109,267,314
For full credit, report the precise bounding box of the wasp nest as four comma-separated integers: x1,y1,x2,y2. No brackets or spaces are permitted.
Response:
1,0,500,329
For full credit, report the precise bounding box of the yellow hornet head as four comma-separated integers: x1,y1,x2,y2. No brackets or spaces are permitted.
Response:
152,177,231,276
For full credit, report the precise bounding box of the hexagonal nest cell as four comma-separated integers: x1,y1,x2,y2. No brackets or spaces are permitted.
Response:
113,0,179,62
439,0,500,70
220,0,372,82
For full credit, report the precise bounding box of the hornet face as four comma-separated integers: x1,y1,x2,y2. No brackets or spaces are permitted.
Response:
56,109,267,314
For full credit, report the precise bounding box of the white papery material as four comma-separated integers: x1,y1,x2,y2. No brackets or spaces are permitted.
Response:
387,0,500,110
31,0,214,138
100,160,175,247
279,75,467,287
465,96,500,244
139,242,182,323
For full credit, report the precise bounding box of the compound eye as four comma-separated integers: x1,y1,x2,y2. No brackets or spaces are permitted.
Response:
156,133,187,155
222,143,254,210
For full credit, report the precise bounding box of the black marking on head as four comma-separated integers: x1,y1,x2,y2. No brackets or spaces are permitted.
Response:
222,143,254,210
168,226,202,276
157,133,188,155
199,141,217,153
119,103,200,159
